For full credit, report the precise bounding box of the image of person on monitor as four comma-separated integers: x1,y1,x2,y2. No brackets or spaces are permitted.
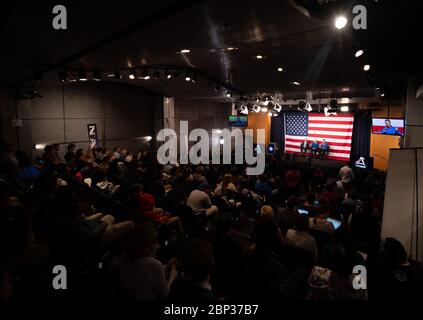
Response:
380,119,402,135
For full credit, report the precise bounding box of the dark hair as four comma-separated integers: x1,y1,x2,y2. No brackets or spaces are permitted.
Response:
75,149,84,158
182,239,214,282
294,215,309,232
306,192,316,204
67,144,76,151
384,238,408,266
254,219,279,251
286,195,298,209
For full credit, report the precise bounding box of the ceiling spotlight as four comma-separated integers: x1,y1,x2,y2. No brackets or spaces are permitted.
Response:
363,64,371,71
93,71,101,81
256,55,264,59
180,49,190,53
292,81,300,86
380,93,385,98
226,91,232,98
355,49,364,58
227,47,235,51
58,70,68,82
340,106,350,112
335,16,348,30
261,107,268,113
184,73,191,81
129,71,136,80
305,103,313,112
273,103,282,113
191,74,197,83
239,105,248,115
78,70,88,81
252,105,261,113
165,70,172,79
277,67,283,72
139,70,150,80
153,70,160,80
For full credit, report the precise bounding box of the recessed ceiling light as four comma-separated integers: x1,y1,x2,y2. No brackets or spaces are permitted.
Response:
227,47,235,51
277,67,283,72
292,81,300,86
380,93,385,97
226,91,232,98
180,49,190,53
185,73,191,81
363,64,371,71
256,55,263,59
355,49,364,58
335,16,348,29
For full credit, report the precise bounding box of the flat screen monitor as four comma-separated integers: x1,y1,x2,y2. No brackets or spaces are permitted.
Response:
228,115,248,127
372,118,405,136
327,218,342,230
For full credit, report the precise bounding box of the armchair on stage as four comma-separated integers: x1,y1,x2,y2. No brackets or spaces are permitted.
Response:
299,139,330,159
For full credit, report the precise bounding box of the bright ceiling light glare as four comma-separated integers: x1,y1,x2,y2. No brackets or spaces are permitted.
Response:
180,49,190,53
226,91,232,98
340,106,350,112
363,64,371,71
191,74,197,83
153,70,160,80
380,93,385,98
165,70,172,79
227,47,235,51
355,49,364,58
261,107,268,113
184,73,191,82
93,71,101,81
128,71,136,80
292,81,300,86
256,55,263,60
334,16,348,30
277,67,283,72
78,70,88,81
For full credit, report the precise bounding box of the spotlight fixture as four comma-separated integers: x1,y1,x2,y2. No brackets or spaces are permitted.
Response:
139,70,150,80
226,91,232,98
277,67,283,72
180,49,190,53
165,70,172,79
239,104,248,115
363,64,371,71
251,105,261,113
78,70,88,81
93,71,101,81
355,49,364,58
334,16,348,30
129,71,136,80
184,73,191,81
380,93,385,98
113,70,121,80
329,99,338,109
153,70,160,80
305,103,313,112
255,55,264,59
273,103,282,113
292,81,300,86
261,107,268,113
58,70,68,82
340,106,349,112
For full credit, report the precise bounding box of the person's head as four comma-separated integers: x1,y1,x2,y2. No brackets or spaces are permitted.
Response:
259,174,268,183
385,119,392,128
253,219,279,251
44,145,53,154
114,147,121,153
67,144,76,152
305,192,316,205
195,166,205,175
52,144,60,152
384,238,408,266
125,223,158,260
182,239,214,283
286,195,298,209
198,182,210,194
322,139,326,143
75,148,84,158
222,173,233,186
317,204,330,219
260,205,274,220
294,214,310,232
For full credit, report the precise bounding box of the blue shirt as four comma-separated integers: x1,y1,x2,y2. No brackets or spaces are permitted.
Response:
321,143,329,150
381,126,401,135
311,142,319,149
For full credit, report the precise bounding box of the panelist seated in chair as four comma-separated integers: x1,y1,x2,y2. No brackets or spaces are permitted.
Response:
300,139,309,154
320,139,329,158
310,140,319,155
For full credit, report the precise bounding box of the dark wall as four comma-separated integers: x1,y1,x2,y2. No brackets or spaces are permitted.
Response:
0,82,163,156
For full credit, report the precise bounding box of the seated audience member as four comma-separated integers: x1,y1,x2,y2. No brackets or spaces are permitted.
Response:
310,140,319,156
319,139,329,158
187,182,218,221
277,195,300,234
17,155,40,185
64,143,76,164
255,174,272,199
192,166,208,189
322,181,341,207
169,239,216,301
285,166,302,197
120,223,178,300
299,193,317,218
300,139,309,154
371,238,423,300
214,173,237,197
309,204,335,235
260,205,275,221
286,215,318,259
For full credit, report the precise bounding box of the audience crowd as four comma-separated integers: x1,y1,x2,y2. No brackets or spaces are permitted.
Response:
1,141,422,301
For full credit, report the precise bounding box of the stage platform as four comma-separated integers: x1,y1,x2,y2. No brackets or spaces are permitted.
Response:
290,155,346,169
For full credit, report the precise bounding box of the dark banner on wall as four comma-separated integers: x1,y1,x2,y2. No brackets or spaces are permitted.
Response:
87,123,99,149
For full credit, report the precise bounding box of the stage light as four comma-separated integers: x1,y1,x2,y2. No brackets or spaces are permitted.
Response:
305,103,313,112
355,49,364,58
35,144,46,150
129,71,136,80
380,93,385,98
273,103,282,113
226,91,232,98
277,67,283,72
335,16,347,30
185,73,191,81
292,81,300,86
93,71,101,81
256,55,263,59
219,138,225,145
298,101,306,111
363,64,371,71
139,70,150,80
113,70,121,79
153,70,160,80
261,107,268,113
340,106,349,112
180,49,190,53
58,70,68,82
252,105,261,113
78,70,88,81
165,70,172,79
239,105,248,115
329,99,338,109
227,47,235,51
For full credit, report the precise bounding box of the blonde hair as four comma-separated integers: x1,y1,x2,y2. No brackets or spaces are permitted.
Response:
260,205,274,219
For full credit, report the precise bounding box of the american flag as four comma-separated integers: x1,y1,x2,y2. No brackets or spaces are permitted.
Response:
284,112,355,161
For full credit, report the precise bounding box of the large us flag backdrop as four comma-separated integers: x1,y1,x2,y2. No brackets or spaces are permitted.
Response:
284,112,355,162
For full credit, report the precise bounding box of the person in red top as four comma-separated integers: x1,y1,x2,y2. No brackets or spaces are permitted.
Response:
138,190,184,238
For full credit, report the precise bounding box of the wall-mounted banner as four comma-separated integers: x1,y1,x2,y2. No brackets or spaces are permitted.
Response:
87,123,99,149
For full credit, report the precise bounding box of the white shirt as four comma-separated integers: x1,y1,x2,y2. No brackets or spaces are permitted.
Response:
187,190,212,214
